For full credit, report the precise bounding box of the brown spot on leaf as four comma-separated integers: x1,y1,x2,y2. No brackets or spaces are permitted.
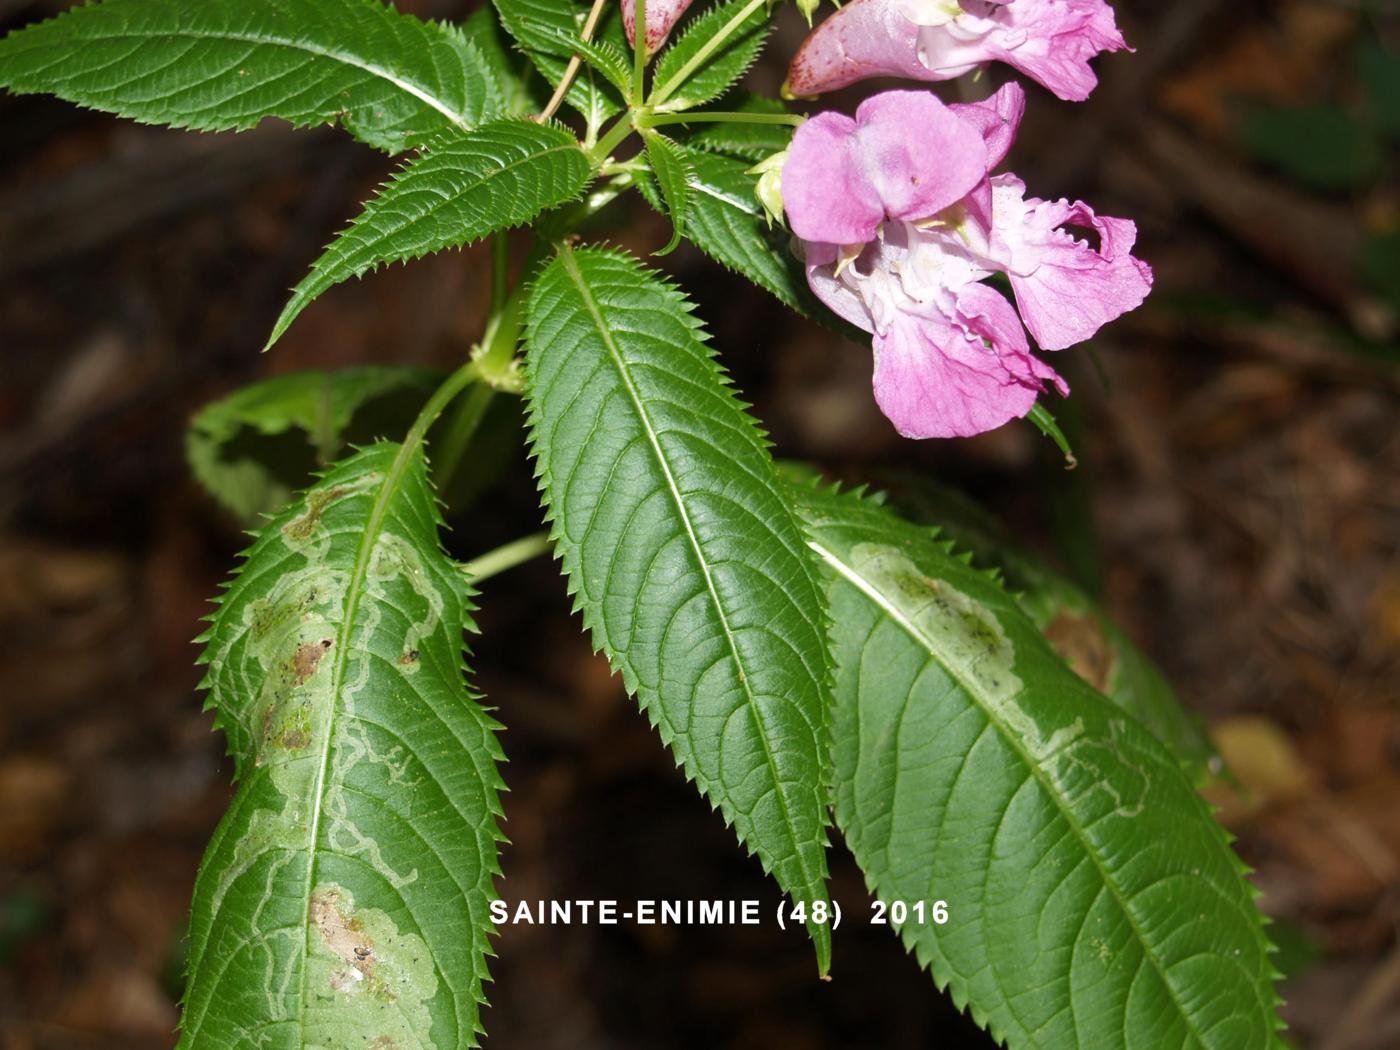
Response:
293,637,333,684
1043,611,1116,693
311,887,376,984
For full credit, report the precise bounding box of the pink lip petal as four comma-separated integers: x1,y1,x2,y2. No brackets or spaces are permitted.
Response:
871,309,1048,439
998,192,1154,350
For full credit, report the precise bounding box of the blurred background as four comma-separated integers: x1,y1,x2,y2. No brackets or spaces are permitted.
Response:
1,0,1397,1046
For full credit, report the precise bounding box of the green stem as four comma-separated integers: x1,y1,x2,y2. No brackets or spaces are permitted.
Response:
589,113,638,164
461,531,553,583
640,110,804,129
650,0,765,107
632,0,648,104
431,382,495,486
403,361,479,460
489,232,510,317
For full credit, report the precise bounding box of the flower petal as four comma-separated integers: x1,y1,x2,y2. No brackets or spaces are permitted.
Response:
870,296,1057,439
852,91,989,224
949,81,1026,170
789,0,1129,103
783,112,885,244
1000,193,1154,350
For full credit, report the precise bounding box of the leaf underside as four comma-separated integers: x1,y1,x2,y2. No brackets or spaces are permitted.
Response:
0,0,505,152
643,131,693,255
185,442,505,1049
186,365,440,523
794,483,1283,1049
525,246,833,971
269,118,592,347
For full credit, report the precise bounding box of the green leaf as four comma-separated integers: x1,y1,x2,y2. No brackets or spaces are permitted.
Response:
521,20,633,97
187,366,441,523
184,442,505,1049
269,119,591,348
493,0,628,125
0,0,505,153
525,246,833,971
649,143,816,316
461,6,538,117
874,473,1219,783
652,0,772,112
794,482,1282,1049
643,131,693,255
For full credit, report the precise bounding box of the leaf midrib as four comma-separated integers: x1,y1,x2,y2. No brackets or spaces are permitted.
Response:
295,443,422,1046
555,245,822,904
808,537,1229,1050
24,27,474,132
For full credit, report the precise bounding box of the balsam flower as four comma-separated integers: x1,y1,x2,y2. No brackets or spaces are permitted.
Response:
622,0,695,57
787,0,1129,102
782,85,1151,438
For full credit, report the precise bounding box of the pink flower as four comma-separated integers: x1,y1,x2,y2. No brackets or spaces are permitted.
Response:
787,0,1129,103
782,85,1151,439
622,0,695,57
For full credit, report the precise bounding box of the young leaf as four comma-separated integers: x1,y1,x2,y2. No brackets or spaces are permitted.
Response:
794,483,1283,1049
184,442,505,1049
187,365,440,523
525,246,833,971
651,0,772,112
643,131,693,255
873,474,1220,782
269,119,591,348
0,0,505,153
493,0,628,125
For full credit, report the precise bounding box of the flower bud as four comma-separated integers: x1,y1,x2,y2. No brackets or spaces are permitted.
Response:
748,149,789,229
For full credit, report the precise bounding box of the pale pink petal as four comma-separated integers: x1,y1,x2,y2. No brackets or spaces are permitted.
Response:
786,0,926,97
870,296,1059,439
919,0,1129,102
948,82,1026,170
955,282,1068,395
784,112,884,244
622,0,696,57
803,243,877,334
1004,198,1153,350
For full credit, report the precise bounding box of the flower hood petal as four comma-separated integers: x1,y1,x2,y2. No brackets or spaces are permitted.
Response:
784,91,988,244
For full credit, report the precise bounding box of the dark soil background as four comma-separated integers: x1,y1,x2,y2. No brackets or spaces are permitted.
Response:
1,0,1398,1047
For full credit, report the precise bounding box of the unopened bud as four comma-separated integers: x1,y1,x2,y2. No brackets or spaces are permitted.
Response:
748,149,789,229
